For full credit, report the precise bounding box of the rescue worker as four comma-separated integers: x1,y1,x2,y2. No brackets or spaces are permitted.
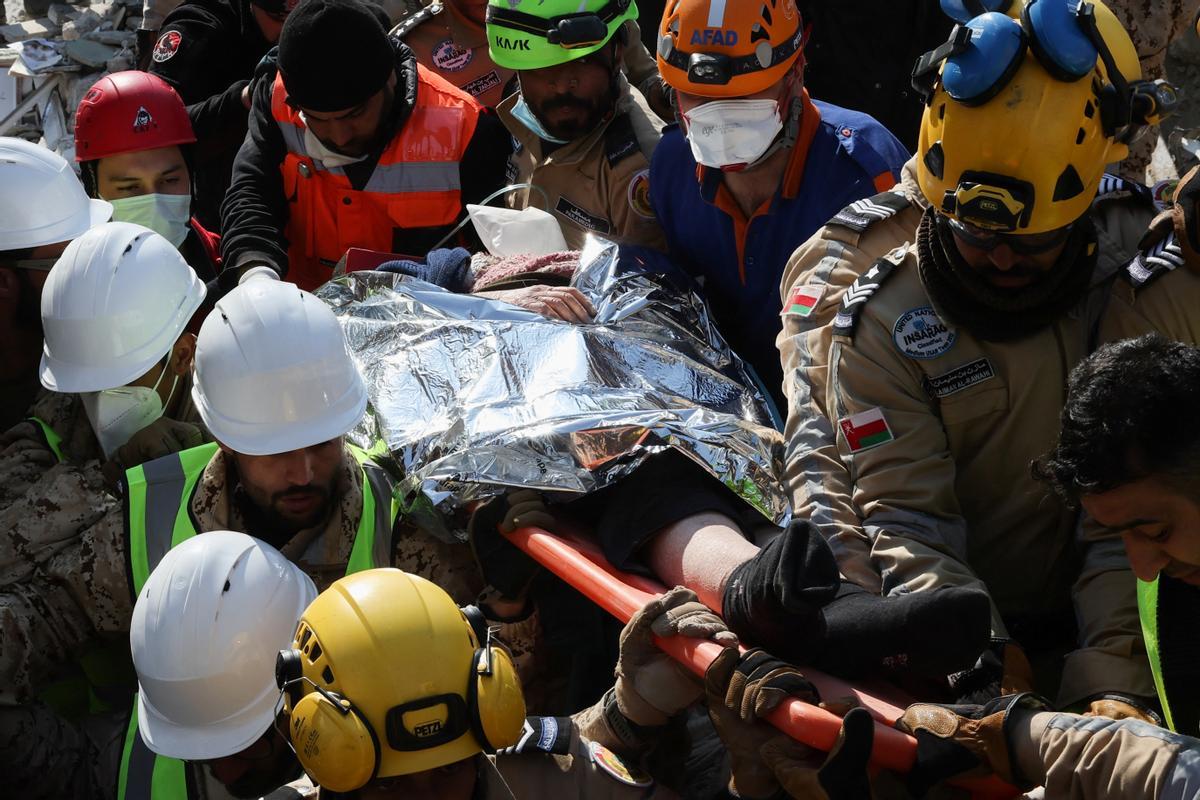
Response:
0,277,399,712
74,71,222,284
0,138,110,432
146,0,299,230
775,0,1167,591
650,0,910,415
221,0,512,291
274,570,739,798
820,0,1169,711
484,0,667,251
1,222,207,523
393,0,671,116
129,532,320,799
888,335,1200,799
1037,335,1200,738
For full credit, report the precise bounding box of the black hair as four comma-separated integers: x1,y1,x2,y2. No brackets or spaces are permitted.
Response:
1034,334,1200,505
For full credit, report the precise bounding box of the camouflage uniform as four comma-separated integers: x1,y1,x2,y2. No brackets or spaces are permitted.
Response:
1106,0,1200,180
0,382,206,586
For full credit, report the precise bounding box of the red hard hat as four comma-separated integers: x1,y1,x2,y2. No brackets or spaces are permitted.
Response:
74,71,196,163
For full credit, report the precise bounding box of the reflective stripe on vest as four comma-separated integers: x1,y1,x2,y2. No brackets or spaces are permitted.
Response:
1138,577,1176,732
268,66,480,290
27,416,65,463
119,443,399,799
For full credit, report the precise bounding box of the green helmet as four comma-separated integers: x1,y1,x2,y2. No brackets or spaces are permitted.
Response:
485,0,638,71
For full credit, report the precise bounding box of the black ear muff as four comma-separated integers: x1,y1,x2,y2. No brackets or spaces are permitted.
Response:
466,646,496,753
461,605,489,648
288,689,380,794
275,649,305,709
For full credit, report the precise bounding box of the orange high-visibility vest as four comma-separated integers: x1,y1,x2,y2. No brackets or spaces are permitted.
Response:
270,66,481,290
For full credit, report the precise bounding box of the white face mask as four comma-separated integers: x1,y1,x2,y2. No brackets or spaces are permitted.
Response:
682,98,784,171
81,362,179,459
109,193,192,249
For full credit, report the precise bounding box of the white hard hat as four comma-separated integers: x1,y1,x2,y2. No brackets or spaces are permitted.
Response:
192,279,367,456
0,137,111,252
39,222,206,393
132,531,318,760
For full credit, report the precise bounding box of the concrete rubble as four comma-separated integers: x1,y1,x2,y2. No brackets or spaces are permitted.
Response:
1,0,143,156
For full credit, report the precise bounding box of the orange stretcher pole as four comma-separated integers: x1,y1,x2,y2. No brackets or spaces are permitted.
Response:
505,525,1019,799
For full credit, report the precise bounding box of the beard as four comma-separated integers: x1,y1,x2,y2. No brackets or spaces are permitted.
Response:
528,85,615,141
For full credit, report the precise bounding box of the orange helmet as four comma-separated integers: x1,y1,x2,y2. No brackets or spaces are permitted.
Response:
657,0,804,98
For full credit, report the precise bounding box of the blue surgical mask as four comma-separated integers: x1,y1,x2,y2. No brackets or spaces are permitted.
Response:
510,96,570,145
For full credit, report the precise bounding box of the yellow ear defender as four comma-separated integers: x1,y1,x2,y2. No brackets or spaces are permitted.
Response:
275,572,528,793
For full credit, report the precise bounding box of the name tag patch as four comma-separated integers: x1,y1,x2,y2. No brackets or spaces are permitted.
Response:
926,358,995,398
462,70,502,99
893,306,956,359
555,197,611,235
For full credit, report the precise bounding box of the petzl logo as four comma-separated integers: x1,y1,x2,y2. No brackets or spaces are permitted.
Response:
494,35,530,50
414,720,443,737
690,29,738,46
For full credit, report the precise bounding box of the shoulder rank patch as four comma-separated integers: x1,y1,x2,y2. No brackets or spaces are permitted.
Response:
498,716,573,756
1093,173,1153,207
828,191,912,233
1123,232,1185,290
588,741,654,787
604,114,641,167
831,248,905,338
392,2,441,40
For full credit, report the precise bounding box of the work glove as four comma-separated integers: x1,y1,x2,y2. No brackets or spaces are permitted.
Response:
101,417,204,491
468,490,553,600
1083,694,1163,726
948,640,1034,705
706,647,873,799
615,586,737,727
894,692,1051,796
721,521,840,665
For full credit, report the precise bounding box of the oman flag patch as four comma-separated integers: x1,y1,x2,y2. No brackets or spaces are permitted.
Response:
783,283,824,317
839,408,894,452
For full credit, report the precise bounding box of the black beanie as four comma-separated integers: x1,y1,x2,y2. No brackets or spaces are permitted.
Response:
277,0,394,112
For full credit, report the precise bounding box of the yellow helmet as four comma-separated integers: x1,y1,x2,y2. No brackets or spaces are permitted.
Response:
275,569,526,793
914,0,1144,233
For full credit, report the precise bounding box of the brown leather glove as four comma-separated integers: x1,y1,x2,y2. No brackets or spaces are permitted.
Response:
760,707,875,800
895,693,1051,795
615,586,736,727
101,417,204,490
1170,165,1200,264
705,647,821,799
1083,695,1162,726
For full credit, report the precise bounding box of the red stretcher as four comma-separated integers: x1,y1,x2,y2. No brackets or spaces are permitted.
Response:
505,525,1020,799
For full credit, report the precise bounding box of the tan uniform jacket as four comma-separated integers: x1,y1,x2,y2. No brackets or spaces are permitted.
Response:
498,80,666,251
824,196,1155,707
1033,713,1200,799
396,3,662,111
776,156,925,591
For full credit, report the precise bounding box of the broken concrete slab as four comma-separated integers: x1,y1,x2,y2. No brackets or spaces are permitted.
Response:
61,35,113,66
0,17,60,42
86,28,131,45
60,8,98,39
46,3,77,25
